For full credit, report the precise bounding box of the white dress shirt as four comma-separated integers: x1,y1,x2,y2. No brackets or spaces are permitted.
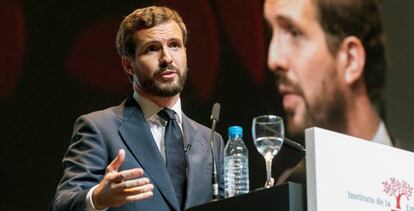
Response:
85,92,183,211
372,121,393,146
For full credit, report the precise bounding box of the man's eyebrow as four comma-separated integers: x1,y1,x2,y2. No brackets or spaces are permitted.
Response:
139,40,158,47
266,12,296,26
276,15,295,26
168,37,183,43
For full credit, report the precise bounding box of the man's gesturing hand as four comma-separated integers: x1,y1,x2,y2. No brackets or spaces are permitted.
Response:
92,149,154,209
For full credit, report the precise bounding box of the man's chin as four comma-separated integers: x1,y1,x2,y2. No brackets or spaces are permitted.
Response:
154,84,183,97
286,116,307,142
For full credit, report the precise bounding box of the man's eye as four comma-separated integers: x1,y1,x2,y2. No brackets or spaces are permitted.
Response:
288,26,301,37
169,42,180,48
146,46,159,53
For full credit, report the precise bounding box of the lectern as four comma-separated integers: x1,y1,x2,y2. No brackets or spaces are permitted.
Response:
186,182,303,211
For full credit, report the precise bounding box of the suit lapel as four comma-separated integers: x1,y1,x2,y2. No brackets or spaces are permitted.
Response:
118,98,180,210
182,114,204,151
182,114,211,207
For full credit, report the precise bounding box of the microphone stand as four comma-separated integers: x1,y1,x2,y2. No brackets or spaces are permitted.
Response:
209,103,221,201
209,118,220,201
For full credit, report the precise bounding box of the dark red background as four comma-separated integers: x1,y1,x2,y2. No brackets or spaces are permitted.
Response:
1,0,413,210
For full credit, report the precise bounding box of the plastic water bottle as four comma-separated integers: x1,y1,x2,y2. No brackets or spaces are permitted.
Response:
224,126,249,198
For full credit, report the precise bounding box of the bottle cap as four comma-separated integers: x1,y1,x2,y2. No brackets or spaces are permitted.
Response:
228,126,243,138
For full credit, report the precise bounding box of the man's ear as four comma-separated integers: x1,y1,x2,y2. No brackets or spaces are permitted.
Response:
336,36,366,85
121,55,134,79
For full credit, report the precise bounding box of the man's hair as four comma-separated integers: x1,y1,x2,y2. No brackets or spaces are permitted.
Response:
315,0,387,113
116,6,187,58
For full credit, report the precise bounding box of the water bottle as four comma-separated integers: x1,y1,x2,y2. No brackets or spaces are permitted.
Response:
224,126,249,198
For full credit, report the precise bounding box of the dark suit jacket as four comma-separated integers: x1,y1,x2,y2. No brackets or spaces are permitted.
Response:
50,97,224,211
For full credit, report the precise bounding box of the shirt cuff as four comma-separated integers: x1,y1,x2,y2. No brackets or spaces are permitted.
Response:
85,185,108,211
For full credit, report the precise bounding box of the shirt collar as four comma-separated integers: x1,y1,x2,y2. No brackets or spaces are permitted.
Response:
133,92,182,124
372,120,393,146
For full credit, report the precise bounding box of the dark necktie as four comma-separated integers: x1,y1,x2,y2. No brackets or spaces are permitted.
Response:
158,108,186,208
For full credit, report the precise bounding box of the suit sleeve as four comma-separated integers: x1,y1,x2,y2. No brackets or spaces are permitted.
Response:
49,115,109,211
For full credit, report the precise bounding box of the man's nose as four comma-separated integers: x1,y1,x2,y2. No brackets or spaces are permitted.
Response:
159,46,173,68
267,35,288,73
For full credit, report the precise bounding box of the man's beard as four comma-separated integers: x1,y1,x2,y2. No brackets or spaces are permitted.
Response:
135,64,187,97
276,73,347,142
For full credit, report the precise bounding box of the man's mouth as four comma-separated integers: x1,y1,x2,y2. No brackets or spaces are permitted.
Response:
279,86,301,111
158,70,178,79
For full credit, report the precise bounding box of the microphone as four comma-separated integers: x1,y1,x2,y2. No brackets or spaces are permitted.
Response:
209,103,221,200
284,137,306,154
211,103,220,122
184,144,192,155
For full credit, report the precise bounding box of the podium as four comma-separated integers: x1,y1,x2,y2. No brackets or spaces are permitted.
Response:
186,182,303,211
306,127,414,211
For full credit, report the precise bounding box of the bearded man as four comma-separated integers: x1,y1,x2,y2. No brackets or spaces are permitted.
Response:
264,0,394,184
50,6,224,211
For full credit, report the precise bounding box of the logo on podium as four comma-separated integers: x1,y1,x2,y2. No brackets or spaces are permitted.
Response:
383,177,413,211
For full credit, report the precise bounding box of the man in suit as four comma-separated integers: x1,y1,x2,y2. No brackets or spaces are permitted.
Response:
264,0,393,185
50,6,224,211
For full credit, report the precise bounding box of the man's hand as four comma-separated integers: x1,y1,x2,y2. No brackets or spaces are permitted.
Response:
92,149,154,209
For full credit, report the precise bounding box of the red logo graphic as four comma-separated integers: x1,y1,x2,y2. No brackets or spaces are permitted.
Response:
383,177,413,211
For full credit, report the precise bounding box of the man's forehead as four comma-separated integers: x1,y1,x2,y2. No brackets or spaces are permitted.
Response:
136,21,183,43
264,0,317,23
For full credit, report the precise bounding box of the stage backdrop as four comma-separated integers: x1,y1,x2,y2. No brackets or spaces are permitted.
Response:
0,0,413,210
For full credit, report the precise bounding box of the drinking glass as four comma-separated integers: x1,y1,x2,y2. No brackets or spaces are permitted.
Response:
252,115,284,188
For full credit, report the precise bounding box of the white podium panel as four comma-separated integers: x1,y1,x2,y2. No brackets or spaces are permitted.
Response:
306,127,414,211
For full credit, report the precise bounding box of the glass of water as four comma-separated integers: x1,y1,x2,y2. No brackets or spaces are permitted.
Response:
252,115,284,188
